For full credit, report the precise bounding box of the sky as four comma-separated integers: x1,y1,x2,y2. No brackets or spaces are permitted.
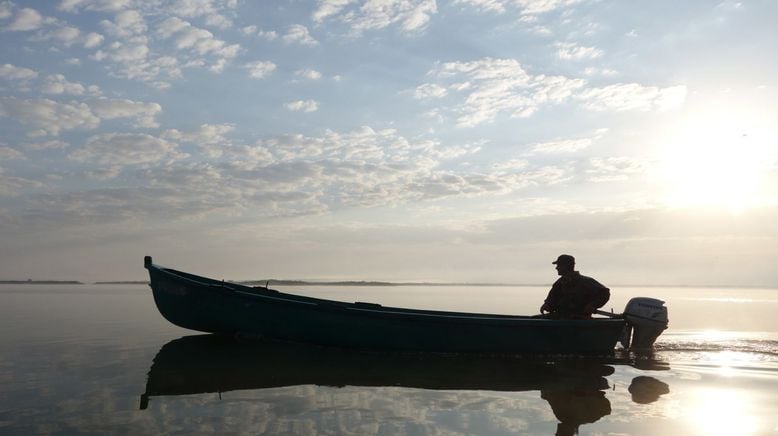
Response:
0,0,777,285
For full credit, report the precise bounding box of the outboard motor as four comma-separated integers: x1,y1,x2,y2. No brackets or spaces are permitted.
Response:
619,297,669,349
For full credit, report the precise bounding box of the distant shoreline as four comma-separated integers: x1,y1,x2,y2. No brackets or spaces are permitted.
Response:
0,280,83,285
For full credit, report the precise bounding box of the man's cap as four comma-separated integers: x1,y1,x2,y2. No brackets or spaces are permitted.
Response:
552,254,575,265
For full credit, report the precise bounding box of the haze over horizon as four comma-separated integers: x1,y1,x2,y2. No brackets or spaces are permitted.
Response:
1,1,777,286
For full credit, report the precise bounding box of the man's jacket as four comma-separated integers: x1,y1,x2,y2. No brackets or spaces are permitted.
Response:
543,272,610,318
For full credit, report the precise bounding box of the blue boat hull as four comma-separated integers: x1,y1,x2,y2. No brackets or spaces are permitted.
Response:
145,257,626,354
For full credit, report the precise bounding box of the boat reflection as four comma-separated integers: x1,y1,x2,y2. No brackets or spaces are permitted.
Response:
141,334,669,434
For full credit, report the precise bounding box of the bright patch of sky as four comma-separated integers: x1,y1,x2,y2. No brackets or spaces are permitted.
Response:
1,0,777,285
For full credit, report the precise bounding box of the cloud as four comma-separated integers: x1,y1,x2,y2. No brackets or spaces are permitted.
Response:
586,157,648,182
583,66,618,77
528,129,607,154
0,97,99,136
456,0,585,15
285,100,319,112
0,96,162,136
98,41,149,63
140,163,326,219
0,146,25,160
162,123,234,145
424,57,585,127
219,144,275,166
0,169,42,197
576,83,687,112
162,123,235,156
4,8,44,31
493,158,529,171
23,139,70,150
294,69,323,80
59,0,131,12
0,2,12,20
99,9,146,38
454,0,508,13
242,25,278,40
93,52,179,88
313,0,437,34
419,58,687,125
408,172,516,199
414,83,447,99
83,32,104,48
18,184,243,227
204,13,232,29
41,74,102,96
170,0,220,16
82,166,123,180
50,25,82,45
156,16,189,39
0,64,38,80
555,42,603,60
282,24,318,46
0,124,579,231
27,21,88,47
239,125,537,210
531,137,591,153
157,17,240,59
169,0,237,29
312,0,355,22
517,0,585,15
89,98,161,128
245,60,276,79
259,29,278,40
68,133,185,165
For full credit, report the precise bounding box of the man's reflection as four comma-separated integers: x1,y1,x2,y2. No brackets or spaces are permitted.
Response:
540,363,613,436
542,389,611,436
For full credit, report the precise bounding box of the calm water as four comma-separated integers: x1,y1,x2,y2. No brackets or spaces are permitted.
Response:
1,284,777,435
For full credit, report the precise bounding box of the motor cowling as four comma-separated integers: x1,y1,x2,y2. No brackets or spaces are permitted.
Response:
619,297,669,349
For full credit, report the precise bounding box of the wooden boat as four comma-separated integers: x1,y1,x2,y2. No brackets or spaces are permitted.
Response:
145,256,668,354
140,334,621,410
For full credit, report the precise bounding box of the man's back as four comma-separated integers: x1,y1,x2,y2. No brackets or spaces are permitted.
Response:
543,271,610,319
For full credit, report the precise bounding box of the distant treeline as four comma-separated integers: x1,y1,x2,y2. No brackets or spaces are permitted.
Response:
0,280,83,284
94,281,150,284
240,280,523,287
241,280,396,287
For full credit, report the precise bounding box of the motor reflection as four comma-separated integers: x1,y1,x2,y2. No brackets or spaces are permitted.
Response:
628,376,670,404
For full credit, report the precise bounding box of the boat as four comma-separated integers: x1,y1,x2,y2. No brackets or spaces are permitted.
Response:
144,256,668,354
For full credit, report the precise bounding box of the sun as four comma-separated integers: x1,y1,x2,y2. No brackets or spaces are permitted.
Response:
656,102,777,214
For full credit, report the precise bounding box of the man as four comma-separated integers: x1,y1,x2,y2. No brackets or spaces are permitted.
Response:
540,254,610,319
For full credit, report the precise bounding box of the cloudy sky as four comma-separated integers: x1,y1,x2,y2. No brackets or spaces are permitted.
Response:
1,0,777,285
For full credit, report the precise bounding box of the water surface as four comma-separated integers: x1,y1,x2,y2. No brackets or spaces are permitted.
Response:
1,284,776,434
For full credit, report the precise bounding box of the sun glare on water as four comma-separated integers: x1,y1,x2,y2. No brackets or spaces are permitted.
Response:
657,104,777,214
688,388,760,435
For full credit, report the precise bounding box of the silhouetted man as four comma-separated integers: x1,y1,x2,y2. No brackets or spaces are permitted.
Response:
540,255,610,319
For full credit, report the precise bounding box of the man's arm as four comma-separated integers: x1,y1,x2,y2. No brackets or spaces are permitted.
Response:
540,281,561,313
